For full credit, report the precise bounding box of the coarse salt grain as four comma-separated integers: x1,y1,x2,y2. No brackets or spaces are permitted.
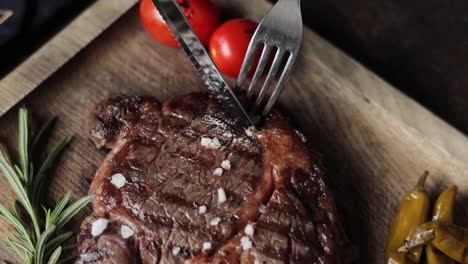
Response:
91,218,109,237
245,127,254,137
259,204,266,213
210,217,221,226
244,224,254,235
200,137,212,147
110,173,127,189
217,188,227,203
198,205,207,214
172,246,181,256
120,225,134,239
221,160,231,170
242,240,253,251
240,236,253,251
202,242,212,251
208,137,221,149
213,168,223,176
201,137,222,149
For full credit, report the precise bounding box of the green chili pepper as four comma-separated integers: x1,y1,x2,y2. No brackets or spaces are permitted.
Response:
385,172,430,264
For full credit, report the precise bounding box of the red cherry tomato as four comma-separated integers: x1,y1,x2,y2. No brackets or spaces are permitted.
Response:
140,0,220,48
209,18,259,77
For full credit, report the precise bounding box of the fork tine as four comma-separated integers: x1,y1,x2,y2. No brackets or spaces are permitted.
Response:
262,52,296,117
236,39,262,90
246,44,272,100
250,48,284,115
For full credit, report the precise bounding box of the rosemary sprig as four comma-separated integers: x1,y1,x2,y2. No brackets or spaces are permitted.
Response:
0,107,93,264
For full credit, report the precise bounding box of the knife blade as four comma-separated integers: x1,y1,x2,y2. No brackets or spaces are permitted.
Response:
153,0,255,127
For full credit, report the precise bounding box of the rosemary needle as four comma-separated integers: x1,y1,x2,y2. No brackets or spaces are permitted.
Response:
0,107,92,264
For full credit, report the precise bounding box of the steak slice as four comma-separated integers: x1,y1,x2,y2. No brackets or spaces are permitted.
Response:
77,93,348,263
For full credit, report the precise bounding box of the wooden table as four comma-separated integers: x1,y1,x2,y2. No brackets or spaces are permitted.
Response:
0,0,467,262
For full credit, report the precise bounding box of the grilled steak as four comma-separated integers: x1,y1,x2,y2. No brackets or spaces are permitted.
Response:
77,93,348,263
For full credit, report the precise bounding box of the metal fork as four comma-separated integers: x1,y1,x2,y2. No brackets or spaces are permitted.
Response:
236,0,303,121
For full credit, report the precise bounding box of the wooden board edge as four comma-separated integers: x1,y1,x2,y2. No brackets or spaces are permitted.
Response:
0,0,138,116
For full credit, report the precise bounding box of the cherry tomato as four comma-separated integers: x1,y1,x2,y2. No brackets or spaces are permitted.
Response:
209,18,259,77
140,0,220,48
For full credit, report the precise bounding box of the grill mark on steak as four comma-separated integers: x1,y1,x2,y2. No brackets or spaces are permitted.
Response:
78,93,349,263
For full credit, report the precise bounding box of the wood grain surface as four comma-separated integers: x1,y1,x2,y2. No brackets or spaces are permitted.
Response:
0,0,138,119
1,0,468,262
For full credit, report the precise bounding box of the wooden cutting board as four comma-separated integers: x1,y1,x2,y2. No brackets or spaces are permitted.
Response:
1,0,468,262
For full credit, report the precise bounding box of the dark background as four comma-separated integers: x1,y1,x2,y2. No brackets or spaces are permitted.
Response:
0,0,93,75
1,0,468,135
296,0,468,134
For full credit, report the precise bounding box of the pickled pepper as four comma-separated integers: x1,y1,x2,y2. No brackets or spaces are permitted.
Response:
427,185,457,264
400,222,468,263
385,172,430,264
